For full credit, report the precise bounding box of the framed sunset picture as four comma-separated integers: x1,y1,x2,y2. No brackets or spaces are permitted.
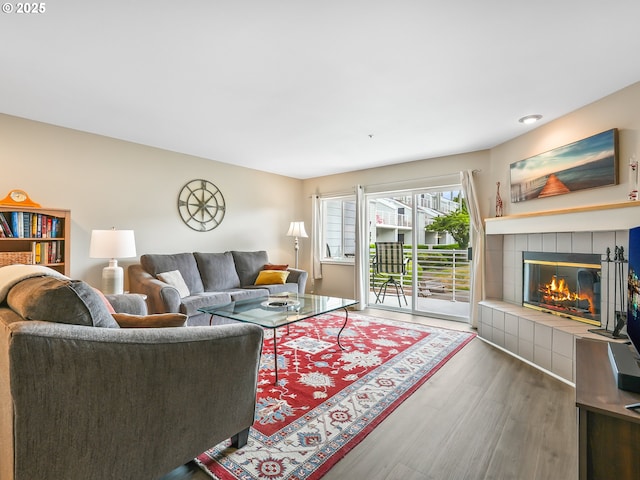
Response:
510,128,618,203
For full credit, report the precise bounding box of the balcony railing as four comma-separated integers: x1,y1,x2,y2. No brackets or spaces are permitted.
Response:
374,212,411,228
370,247,470,303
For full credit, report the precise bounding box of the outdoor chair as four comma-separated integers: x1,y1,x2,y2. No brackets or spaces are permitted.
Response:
373,242,408,307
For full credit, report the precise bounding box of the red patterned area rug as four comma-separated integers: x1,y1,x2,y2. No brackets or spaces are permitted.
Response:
196,312,475,480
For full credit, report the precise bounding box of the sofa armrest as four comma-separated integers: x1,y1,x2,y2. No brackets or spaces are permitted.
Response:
4,321,263,480
105,293,148,315
128,263,182,314
286,268,308,294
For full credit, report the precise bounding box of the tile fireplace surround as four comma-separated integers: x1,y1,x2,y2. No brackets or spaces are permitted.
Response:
480,202,640,385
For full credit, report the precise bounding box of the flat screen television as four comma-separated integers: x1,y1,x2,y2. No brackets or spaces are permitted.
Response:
609,226,640,393
628,226,640,357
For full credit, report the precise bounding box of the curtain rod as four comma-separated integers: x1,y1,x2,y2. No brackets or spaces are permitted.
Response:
310,169,481,198
365,169,481,190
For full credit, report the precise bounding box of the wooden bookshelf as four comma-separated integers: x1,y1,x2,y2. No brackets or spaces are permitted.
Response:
0,206,70,275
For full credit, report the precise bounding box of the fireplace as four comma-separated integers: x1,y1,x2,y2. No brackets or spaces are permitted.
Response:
523,251,601,325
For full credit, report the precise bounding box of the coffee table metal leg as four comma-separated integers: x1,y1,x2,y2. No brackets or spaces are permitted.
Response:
273,328,278,384
336,307,349,350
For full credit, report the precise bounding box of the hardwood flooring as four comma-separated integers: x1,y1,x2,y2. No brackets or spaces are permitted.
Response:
160,309,577,480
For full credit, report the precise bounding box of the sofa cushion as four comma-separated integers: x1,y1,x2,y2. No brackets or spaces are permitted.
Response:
157,270,190,298
141,253,204,294
179,292,232,316
255,270,290,285
7,276,120,328
244,283,299,295
194,252,241,291
231,251,269,286
229,288,269,302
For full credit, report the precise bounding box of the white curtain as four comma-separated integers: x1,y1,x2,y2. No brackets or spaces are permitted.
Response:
461,170,484,328
354,185,367,310
311,195,323,288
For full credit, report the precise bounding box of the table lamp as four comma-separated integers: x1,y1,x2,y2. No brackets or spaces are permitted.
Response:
89,228,137,294
286,221,308,269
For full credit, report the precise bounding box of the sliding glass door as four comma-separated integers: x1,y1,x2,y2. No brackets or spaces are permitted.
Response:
366,186,470,322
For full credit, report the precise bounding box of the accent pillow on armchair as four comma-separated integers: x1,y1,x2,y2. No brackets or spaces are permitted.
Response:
7,276,120,328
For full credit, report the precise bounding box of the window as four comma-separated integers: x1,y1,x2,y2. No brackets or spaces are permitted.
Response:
322,196,356,261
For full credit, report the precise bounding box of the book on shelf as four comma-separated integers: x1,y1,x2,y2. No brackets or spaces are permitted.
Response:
23,213,31,239
1,211,63,238
31,240,64,265
0,213,13,237
11,212,20,238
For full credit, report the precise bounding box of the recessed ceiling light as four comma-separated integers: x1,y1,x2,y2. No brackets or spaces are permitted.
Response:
518,114,543,125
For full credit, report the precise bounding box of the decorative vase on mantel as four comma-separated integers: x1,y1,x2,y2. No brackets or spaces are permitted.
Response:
629,154,638,201
495,182,504,217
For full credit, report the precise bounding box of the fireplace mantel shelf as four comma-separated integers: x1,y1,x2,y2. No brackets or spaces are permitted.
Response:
485,201,640,235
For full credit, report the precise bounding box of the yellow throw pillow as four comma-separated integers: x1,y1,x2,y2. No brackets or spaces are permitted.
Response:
254,270,290,285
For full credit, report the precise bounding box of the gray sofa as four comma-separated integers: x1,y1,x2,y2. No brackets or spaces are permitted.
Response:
0,267,263,480
128,250,308,325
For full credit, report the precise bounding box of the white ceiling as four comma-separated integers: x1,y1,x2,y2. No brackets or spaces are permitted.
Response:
2,1,640,179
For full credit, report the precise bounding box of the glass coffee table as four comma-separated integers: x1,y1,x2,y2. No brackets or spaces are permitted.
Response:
199,293,357,383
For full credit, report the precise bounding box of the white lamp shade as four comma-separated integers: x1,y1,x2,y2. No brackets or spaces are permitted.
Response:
286,221,308,238
90,229,137,259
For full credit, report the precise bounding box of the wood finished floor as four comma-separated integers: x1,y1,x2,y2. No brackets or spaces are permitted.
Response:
160,309,577,480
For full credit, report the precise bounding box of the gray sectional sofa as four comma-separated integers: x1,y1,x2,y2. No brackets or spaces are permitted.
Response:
0,264,263,480
128,250,308,325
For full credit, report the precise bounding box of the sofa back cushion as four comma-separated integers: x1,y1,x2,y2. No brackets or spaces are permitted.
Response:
231,251,269,286
7,276,120,328
140,253,204,294
194,252,241,291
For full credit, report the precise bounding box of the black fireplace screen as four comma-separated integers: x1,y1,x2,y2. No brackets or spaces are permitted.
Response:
523,252,601,325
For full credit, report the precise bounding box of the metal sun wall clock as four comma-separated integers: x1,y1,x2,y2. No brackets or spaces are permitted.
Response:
177,179,226,231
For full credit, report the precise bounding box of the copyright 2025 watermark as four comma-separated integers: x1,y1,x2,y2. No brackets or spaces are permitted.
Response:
2,2,47,14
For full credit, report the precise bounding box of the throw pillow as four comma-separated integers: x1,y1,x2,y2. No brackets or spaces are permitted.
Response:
264,263,289,271
157,270,190,298
92,287,116,314
7,276,120,328
254,270,290,285
141,253,205,294
113,312,187,328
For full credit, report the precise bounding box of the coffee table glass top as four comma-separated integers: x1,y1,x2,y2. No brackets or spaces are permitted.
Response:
198,293,357,328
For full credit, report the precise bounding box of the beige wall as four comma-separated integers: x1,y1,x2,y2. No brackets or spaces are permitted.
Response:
0,114,304,289
490,81,640,217
302,81,640,298
3,80,639,298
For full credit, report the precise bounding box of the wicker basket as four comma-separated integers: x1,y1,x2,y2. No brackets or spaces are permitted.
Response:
0,251,34,267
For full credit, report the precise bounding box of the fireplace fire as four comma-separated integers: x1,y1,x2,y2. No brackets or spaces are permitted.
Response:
523,252,601,325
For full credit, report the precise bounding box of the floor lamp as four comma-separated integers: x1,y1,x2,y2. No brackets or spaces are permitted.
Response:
286,221,308,269
90,228,137,294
